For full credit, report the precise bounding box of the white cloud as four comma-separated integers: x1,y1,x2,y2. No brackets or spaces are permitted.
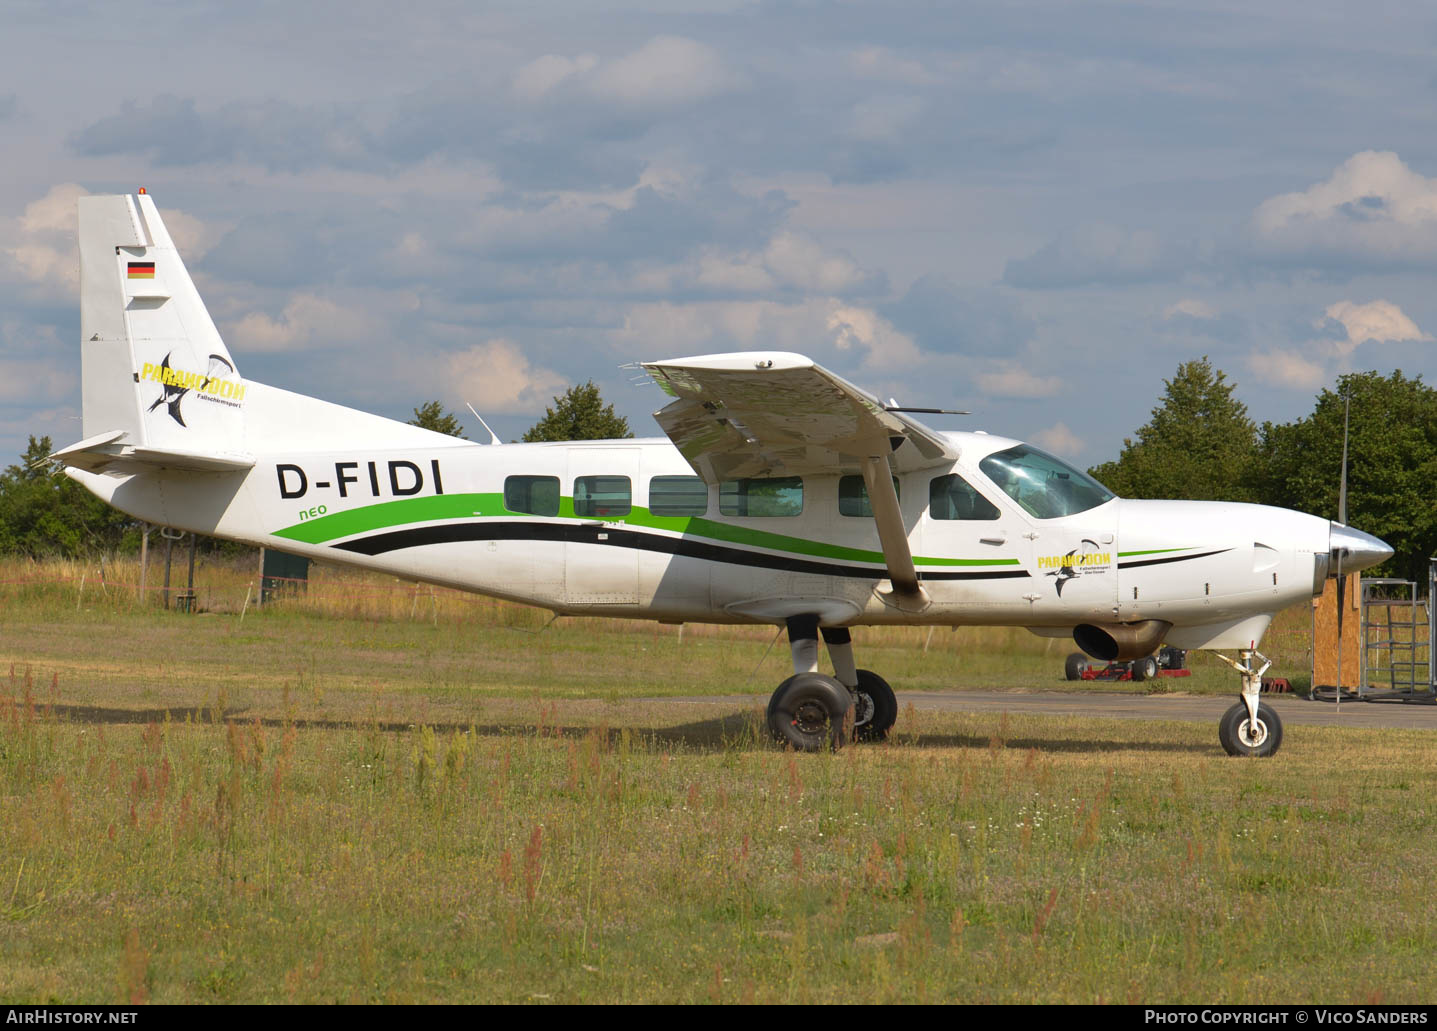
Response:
763,233,871,293
1323,299,1430,353
162,208,227,261
1032,422,1083,457
848,47,938,86
846,95,925,143
512,53,599,102
508,36,740,112
588,37,737,108
446,339,567,414
1247,350,1328,390
1250,151,1437,265
975,362,1062,398
1164,299,1217,320
228,293,370,353
5,183,88,293
825,303,921,369
610,298,915,372
692,251,776,293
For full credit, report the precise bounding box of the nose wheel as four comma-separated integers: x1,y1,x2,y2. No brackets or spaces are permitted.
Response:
1214,649,1283,757
1218,700,1283,757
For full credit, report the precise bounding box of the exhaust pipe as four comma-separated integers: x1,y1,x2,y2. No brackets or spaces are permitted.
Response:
1074,620,1173,662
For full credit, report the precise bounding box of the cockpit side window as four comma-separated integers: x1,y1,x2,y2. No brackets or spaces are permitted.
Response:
978,445,1115,520
928,473,1000,520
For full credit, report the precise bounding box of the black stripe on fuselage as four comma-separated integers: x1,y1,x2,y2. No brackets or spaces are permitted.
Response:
331,521,1032,582
1117,548,1232,570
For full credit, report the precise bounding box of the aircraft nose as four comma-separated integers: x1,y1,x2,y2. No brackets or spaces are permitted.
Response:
1329,523,1394,573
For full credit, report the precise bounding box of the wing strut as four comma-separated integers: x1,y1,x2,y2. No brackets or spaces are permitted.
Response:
861,454,928,607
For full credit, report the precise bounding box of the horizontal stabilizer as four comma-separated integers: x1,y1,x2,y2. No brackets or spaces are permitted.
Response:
53,431,254,474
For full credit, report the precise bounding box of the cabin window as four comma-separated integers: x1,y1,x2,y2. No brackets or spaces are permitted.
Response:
503,475,560,517
978,445,1115,519
719,476,803,517
838,474,900,517
573,475,632,518
929,473,1001,520
649,475,708,517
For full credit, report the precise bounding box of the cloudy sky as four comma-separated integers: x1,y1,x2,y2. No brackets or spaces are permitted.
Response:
3,0,1435,468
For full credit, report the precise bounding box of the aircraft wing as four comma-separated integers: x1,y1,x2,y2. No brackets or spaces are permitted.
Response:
641,351,956,600
641,352,956,481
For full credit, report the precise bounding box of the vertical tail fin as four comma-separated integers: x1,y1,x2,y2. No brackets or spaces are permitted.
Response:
78,193,245,452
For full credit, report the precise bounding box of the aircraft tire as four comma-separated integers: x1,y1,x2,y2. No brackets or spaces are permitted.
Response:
768,673,852,752
1065,653,1088,681
853,669,898,742
1218,701,1283,757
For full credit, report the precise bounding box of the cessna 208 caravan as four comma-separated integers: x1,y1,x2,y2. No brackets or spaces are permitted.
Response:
58,193,1393,756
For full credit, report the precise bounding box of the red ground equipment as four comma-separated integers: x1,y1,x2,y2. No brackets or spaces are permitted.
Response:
1065,646,1190,683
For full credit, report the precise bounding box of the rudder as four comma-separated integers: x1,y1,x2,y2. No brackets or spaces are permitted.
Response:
78,193,245,452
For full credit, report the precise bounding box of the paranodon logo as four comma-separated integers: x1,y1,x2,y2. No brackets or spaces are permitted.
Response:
139,353,245,426
1038,540,1111,596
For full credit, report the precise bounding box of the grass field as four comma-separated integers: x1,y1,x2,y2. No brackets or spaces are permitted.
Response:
5,556,1433,1004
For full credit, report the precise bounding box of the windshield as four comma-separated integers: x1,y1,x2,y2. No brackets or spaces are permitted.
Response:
978,444,1115,520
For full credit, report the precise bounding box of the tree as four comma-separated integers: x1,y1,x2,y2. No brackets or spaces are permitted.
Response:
0,436,134,557
1088,358,1258,502
1253,370,1437,582
408,401,467,439
522,382,633,442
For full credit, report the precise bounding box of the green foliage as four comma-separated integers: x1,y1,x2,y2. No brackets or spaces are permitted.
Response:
0,436,134,557
522,381,632,442
1254,370,1437,582
1089,358,1258,502
407,401,467,439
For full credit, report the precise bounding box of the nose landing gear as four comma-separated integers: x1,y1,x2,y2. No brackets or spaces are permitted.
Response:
1214,649,1283,757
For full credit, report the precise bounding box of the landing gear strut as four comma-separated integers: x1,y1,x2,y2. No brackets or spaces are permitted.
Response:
1214,649,1283,757
765,618,897,750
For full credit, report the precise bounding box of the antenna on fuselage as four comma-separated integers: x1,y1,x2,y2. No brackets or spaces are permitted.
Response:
466,402,502,446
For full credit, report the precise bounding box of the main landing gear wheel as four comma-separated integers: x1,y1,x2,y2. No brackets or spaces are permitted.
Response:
1218,700,1283,757
1065,653,1089,681
853,669,898,742
767,673,852,753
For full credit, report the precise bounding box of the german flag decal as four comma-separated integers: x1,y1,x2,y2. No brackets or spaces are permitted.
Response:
127,262,156,279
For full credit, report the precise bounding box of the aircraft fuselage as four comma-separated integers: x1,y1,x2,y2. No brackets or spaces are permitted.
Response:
74,413,1332,651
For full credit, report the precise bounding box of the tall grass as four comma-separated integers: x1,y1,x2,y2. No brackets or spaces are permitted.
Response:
2,682,1435,1003
1,556,1433,1002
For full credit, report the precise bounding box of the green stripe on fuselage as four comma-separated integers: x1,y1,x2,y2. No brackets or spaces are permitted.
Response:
273,493,1021,568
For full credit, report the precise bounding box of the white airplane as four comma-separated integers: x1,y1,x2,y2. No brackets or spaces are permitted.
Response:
57,193,1392,756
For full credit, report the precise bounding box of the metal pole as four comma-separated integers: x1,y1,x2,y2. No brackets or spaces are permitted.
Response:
163,535,173,610
138,523,149,605
186,533,197,613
